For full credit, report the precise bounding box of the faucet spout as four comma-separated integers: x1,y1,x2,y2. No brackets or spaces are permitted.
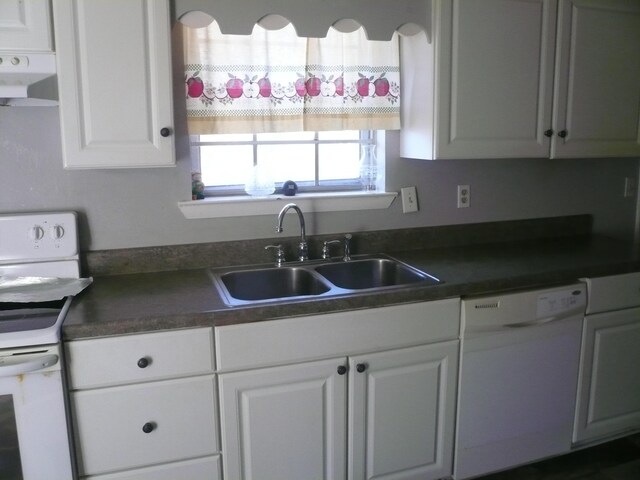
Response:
276,203,308,261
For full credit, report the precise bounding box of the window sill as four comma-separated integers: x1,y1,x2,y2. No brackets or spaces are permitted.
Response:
178,191,398,219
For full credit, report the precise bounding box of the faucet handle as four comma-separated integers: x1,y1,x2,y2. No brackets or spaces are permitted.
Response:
265,244,285,267
321,239,342,260
343,234,352,261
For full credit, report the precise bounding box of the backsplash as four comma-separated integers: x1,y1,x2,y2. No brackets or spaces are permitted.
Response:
83,215,593,276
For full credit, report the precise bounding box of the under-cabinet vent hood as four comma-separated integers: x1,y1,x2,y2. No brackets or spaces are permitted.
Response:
0,53,58,106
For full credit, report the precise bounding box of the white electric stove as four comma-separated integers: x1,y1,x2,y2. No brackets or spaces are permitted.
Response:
0,211,89,480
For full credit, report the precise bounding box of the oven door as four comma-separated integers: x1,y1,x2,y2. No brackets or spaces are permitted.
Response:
0,345,74,480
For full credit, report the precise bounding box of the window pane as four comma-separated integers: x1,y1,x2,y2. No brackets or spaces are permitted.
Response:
257,131,315,142
199,145,253,186
258,144,315,182
318,130,360,140
319,143,360,181
199,133,253,143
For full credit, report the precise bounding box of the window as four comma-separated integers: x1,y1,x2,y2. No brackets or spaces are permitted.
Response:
183,20,398,199
191,130,382,196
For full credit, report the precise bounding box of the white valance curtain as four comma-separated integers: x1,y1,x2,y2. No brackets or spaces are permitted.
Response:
183,21,401,134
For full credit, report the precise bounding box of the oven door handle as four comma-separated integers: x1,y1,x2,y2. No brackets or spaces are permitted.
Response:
0,354,59,377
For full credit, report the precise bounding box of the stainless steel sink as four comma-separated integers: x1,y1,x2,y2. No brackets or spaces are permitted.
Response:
314,257,439,290
210,254,442,306
217,267,331,302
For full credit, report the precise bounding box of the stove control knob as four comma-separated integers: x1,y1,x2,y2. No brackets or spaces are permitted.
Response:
29,225,45,241
50,224,65,240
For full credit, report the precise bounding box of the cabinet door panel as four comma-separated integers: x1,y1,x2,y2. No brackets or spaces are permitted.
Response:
349,341,459,480
552,0,640,157
0,0,52,51
54,0,175,168
574,308,640,443
435,0,557,158
219,358,347,480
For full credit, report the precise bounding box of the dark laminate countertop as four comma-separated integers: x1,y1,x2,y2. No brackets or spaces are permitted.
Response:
62,234,640,340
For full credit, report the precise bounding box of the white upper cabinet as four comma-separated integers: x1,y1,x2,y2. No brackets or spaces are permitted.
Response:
401,0,640,160
435,0,557,159
53,0,175,169
552,0,640,158
0,0,53,51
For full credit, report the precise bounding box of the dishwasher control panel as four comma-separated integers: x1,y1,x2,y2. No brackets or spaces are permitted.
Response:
537,287,585,318
463,283,586,332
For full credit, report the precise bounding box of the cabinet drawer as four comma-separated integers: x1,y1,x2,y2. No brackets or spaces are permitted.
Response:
72,375,219,476
83,455,221,480
583,272,640,313
66,328,214,389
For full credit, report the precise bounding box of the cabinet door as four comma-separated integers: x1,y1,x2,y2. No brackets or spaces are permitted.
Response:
434,0,557,159
0,0,52,51
53,0,175,168
219,358,347,480
574,308,640,444
349,341,459,480
552,0,640,158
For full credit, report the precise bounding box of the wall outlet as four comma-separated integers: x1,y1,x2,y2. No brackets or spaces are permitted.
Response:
401,186,419,213
457,185,470,208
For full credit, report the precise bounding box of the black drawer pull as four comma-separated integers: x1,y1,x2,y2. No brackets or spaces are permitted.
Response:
137,357,151,369
142,422,156,433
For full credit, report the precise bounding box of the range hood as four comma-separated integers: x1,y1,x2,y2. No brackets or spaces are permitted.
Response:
0,53,58,106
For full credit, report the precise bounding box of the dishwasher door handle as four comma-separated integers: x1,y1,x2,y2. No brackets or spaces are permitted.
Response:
503,316,558,328
0,354,59,377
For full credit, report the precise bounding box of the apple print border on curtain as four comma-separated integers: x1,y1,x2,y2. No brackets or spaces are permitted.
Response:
183,21,401,134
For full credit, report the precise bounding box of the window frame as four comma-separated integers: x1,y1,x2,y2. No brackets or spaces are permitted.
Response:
190,130,381,197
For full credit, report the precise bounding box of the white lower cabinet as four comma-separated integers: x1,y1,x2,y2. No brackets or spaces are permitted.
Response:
348,342,459,480
219,358,347,480
82,457,221,480
65,328,221,479
216,299,461,480
573,306,640,444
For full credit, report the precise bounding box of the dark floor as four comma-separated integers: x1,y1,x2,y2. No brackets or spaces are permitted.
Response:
474,433,640,480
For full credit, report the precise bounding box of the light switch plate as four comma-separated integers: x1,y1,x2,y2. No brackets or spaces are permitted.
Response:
401,186,419,213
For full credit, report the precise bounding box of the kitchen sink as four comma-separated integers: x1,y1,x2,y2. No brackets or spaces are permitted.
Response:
210,254,442,306
314,258,439,290
218,267,331,302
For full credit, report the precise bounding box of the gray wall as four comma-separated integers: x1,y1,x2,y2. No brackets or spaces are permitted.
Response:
1,105,637,252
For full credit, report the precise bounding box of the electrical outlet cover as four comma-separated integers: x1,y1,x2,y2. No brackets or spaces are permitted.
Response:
401,186,419,213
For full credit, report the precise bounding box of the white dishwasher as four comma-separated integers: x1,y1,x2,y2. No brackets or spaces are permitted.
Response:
455,284,586,479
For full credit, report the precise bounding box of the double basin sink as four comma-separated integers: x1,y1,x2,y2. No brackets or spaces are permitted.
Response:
210,254,441,306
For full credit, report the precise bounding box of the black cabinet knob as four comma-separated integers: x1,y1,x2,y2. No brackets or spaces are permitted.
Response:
558,130,567,138
356,363,367,373
137,357,150,369
544,129,553,137
160,127,171,137
337,365,347,375
142,422,155,433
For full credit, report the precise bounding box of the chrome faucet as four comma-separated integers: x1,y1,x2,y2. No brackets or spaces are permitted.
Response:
276,203,308,261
